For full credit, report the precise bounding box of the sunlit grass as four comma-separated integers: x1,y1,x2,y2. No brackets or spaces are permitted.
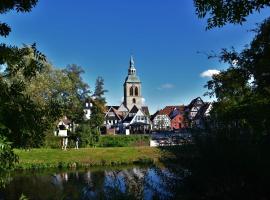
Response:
14,147,167,169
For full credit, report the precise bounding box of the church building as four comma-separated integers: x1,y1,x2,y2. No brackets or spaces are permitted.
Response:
123,56,143,110
104,56,151,134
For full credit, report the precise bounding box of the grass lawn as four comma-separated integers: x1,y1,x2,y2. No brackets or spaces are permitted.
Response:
14,147,169,169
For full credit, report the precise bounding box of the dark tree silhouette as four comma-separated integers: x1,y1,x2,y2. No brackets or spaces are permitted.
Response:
0,0,38,37
194,0,270,29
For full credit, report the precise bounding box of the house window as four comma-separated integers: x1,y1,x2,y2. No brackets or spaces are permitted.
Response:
135,87,139,96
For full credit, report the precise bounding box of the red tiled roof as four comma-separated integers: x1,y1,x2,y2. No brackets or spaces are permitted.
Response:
157,105,185,116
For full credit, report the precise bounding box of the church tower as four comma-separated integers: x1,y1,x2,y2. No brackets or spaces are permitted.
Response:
123,56,143,110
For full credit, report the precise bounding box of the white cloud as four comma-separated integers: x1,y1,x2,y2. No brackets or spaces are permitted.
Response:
200,69,220,78
158,83,174,90
142,98,146,105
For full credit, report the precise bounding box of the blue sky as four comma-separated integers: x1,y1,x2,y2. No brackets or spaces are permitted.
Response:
1,0,269,113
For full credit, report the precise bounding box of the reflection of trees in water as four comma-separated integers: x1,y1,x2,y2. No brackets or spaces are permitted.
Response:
104,168,147,199
1,173,65,200
81,170,105,199
0,172,12,188
144,167,188,200
1,167,185,200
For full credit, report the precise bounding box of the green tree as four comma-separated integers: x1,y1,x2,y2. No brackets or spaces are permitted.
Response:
0,0,38,37
194,0,270,140
0,136,18,187
91,76,107,128
205,18,270,141
0,0,40,183
0,44,62,147
79,76,108,143
194,0,270,29
93,76,108,104
63,64,90,126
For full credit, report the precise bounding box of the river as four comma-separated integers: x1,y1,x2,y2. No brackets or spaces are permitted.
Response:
0,165,187,200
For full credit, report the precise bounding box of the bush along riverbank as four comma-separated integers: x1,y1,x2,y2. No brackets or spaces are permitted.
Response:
14,147,166,170
44,134,150,149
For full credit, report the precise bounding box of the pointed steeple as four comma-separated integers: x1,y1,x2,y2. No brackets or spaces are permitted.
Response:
130,55,135,68
128,55,136,75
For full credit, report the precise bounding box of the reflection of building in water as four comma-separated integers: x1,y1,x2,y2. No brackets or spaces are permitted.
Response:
84,171,92,185
51,172,69,190
81,171,99,199
63,172,68,181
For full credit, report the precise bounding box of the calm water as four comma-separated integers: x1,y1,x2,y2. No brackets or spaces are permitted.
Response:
0,166,187,200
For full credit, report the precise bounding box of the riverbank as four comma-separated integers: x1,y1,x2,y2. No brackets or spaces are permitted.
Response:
14,147,171,170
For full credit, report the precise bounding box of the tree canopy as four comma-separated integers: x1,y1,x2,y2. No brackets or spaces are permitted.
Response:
205,18,270,140
93,76,108,104
194,0,270,29
0,0,38,37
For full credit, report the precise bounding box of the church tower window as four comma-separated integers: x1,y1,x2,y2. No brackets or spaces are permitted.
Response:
130,87,133,96
133,98,136,104
135,87,138,96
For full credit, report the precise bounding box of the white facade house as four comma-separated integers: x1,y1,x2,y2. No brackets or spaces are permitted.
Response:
129,109,151,126
104,106,122,127
188,97,204,120
122,105,152,133
152,115,171,130
193,102,212,129
84,101,93,120
55,116,72,137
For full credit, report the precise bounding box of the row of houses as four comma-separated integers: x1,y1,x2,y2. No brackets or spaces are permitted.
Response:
82,96,212,135
149,97,211,131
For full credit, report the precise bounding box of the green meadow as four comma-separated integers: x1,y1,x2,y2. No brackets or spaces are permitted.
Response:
14,147,166,170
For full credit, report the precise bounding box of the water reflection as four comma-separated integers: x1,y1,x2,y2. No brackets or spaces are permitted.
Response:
0,166,185,200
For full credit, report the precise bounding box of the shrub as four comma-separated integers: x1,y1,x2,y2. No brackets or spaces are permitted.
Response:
43,134,61,149
0,136,18,187
76,124,100,147
0,136,18,171
97,135,150,147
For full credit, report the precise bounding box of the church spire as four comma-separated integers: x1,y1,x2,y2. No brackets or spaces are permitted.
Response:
130,55,135,68
129,55,136,75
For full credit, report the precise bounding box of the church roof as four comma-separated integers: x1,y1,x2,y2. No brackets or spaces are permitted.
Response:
129,105,139,114
125,56,141,83
125,74,141,83
122,105,139,123
141,106,150,116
